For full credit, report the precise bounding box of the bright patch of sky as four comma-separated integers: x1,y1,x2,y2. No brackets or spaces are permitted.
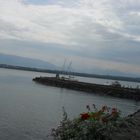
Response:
0,0,140,76
23,0,56,5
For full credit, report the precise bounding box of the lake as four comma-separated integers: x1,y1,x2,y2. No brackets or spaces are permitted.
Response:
0,68,139,140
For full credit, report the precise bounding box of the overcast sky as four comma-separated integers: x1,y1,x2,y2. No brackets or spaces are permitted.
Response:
0,0,140,76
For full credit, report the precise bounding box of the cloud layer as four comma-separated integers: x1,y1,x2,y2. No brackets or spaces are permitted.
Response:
0,0,140,75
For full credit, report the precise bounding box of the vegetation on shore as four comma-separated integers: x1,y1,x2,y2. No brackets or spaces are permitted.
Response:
50,105,122,140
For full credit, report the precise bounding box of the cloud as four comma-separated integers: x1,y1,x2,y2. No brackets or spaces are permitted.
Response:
0,0,140,75
1,0,139,45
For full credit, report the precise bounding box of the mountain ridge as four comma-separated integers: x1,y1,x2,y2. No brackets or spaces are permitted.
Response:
0,53,58,70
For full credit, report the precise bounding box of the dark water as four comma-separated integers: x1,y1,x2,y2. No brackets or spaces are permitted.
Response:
0,68,139,140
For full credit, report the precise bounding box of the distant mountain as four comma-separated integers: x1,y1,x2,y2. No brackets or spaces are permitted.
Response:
0,53,58,70
78,67,139,78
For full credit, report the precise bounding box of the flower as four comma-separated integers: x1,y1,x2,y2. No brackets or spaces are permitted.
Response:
92,111,102,119
81,113,90,120
112,108,117,114
51,104,122,140
112,108,117,112
111,108,118,117
102,106,110,112
102,106,107,112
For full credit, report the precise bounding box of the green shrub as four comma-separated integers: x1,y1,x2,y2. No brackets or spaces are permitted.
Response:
51,105,122,140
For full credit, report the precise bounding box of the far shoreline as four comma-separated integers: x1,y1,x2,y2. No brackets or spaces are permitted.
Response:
0,64,140,83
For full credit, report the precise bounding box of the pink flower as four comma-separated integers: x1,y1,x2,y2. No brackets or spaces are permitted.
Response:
111,108,118,116
112,108,117,113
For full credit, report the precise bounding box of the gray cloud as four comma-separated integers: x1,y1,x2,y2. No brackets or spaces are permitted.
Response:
0,0,140,75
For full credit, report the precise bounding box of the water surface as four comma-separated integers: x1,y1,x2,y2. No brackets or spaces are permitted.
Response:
0,68,139,140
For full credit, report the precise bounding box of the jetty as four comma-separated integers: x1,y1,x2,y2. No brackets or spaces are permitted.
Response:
33,76,140,101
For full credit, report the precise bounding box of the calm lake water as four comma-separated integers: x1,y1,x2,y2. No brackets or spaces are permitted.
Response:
0,68,140,140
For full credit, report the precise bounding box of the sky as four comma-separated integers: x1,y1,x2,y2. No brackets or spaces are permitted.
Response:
0,0,140,76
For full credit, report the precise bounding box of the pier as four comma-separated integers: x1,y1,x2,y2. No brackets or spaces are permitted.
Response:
33,76,140,101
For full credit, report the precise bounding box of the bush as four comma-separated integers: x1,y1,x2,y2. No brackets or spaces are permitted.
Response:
51,105,122,140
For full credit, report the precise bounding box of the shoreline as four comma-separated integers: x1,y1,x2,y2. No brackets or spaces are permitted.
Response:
33,76,140,101
1,65,140,83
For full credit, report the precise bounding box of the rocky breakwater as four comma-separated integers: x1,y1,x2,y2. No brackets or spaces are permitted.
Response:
33,76,140,101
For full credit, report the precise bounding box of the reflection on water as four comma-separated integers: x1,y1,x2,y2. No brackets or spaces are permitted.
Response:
0,68,140,140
